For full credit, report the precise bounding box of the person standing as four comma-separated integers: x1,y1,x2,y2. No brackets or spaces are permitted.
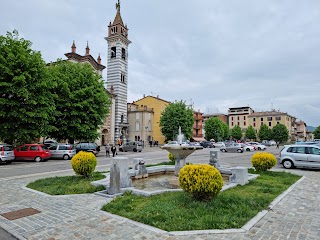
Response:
111,145,117,157
276,142,280,149
105,143,110,157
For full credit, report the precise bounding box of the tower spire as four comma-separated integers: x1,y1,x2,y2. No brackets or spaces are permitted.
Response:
85,41,90,55
71,40,76,53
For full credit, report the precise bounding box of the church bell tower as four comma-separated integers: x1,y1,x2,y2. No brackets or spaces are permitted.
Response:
105,0,131,142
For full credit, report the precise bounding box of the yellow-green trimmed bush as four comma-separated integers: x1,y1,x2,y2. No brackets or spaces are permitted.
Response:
168,152,176,161
71,151,97,177
179,164,223,201
251,152,277,171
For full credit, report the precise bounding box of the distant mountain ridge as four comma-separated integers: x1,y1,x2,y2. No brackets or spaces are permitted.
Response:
307,126,316,132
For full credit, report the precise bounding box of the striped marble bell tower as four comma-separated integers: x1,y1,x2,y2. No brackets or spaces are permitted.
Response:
105,0,131,143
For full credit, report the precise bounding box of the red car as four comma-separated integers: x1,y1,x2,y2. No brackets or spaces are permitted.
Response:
14,144,51,162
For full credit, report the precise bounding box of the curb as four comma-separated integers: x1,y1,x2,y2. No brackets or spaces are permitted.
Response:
0,222,26,240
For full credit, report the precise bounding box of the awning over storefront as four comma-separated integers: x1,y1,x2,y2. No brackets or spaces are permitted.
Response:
192,137,206,142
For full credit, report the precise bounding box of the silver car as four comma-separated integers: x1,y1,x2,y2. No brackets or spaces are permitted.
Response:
220,143,244,153
49,144,76,160
0,144,15,164
119,141,143,152
279,144,320,169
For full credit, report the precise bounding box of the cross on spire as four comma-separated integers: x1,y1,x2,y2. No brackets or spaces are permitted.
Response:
116,0,120,13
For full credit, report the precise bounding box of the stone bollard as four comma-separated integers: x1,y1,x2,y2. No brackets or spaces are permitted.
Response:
209,150,221,168
111,157,132,189
230,167,248,185
108,162,120,195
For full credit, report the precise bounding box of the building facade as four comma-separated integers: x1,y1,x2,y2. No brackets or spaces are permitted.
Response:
248,110,294,140
105,1,131,142
228,107,254,130
132,95,171,144
127,103,154,144
192,110,205,141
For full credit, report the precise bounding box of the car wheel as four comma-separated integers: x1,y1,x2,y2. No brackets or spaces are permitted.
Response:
119,148,123,152
222,149,227,152
237,149,242,153
246,148,250,151
6,161,12,164
133,148,137,152
282,160,294,169
212,145,215,148
258,147,261,150
63,154,69,160
34,156,42,162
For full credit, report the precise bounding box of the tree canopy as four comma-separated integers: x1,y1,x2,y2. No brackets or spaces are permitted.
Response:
258,124,272,141
231,125,242,140
159,101,194,142
313,126,320,139
204,117,228,141
271,123,289,143
0,30,55,146
245,126,256,140
47,60,111,142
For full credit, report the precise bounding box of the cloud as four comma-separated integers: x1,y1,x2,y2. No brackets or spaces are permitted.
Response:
1,0,320,126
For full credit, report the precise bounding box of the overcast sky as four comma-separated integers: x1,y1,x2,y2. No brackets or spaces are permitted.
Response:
1,0,319,127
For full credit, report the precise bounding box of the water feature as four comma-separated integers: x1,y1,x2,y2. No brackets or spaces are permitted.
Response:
161,126,203,176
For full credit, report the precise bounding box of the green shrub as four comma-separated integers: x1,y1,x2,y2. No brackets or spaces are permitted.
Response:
251,152,277,171
168,152,176,161
179,164,223,201
71,151,97,177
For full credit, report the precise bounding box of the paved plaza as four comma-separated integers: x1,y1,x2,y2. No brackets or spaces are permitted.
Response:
1,158,320,239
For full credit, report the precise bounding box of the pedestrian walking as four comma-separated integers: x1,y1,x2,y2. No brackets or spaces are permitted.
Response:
276,142,280,149
105,143,110,157
111,145,117,157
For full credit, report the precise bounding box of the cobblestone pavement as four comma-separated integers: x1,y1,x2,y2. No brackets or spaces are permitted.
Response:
0,169,320,240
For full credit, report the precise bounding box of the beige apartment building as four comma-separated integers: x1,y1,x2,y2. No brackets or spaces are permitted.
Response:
228,107,254,130
248,110,294,139
127,103,154,144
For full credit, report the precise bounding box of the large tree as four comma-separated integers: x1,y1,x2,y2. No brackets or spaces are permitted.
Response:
245,126,256,140
258,124,272,141
271,123,289,143
47,60,111,142
313,126,320,139
231,125,242,140
0,30,55,146
159,101,194,142
204,117,226,141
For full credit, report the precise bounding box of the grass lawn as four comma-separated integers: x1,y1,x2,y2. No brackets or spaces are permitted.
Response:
26,172,106,195
101,170,301,231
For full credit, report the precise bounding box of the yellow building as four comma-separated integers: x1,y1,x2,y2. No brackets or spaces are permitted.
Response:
132,95,170,144
248,110,295,139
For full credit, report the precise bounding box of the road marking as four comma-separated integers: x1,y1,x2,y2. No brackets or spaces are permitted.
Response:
0,164,111,181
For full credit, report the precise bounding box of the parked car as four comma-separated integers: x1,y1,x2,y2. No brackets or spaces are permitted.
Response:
119,141,142,152
189,142,201,146
14,144,51,162
279,144,320,169
241,144,255,152
0,143,15,164
49,144,76,160
220,144,244,153
212,142,226,148
200,141,213,148
248,142,266,150
75,142,99,155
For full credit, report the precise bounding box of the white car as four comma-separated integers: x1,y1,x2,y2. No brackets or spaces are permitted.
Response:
248,142,266,150
241,144,255,152
212,142,226,148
